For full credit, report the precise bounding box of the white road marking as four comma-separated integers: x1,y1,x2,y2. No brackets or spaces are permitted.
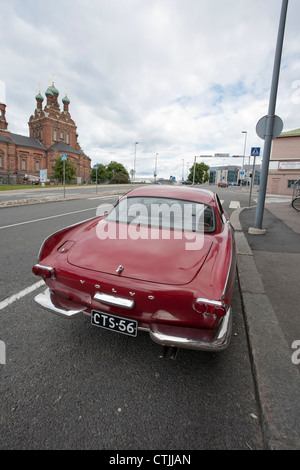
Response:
88,195,118,200
220,200,241,209
0,280,44,311
0,207,95,230
0,205,112,230
229,201,241,209
253,195,291,204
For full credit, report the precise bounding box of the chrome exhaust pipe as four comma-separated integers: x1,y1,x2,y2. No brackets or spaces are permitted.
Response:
159,346,179,360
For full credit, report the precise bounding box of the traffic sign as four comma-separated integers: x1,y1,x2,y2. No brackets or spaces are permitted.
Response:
256,115,283,140
94,164,99,169
61,154,67,161
240,171,245,175
251,147,260,156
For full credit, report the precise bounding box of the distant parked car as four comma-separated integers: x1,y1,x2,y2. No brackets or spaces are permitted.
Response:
22,174,40,185
182,180,192,185
33,185,236,355
218,181,228,188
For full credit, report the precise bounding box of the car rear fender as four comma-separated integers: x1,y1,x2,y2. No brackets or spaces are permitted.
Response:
37,216,103,262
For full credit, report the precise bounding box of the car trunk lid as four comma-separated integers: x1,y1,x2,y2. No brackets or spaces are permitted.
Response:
67,221,213,285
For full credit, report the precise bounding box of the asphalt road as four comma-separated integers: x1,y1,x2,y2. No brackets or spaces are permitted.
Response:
0,186,264,450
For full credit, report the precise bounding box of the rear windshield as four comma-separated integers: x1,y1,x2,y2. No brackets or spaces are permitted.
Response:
106,196,216,233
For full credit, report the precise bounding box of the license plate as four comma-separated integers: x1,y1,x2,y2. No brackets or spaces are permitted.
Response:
91,310,137,337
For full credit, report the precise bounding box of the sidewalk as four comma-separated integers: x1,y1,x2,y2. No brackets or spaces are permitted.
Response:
231,198,300,450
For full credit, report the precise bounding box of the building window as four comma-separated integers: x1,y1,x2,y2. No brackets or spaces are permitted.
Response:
35,161,40,172
53,129,57,141
60,131,63,140
0,156,2,168
66,133,69,144
22,159,26,170
287,180,297,189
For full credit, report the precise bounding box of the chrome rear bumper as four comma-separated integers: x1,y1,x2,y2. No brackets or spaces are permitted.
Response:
34,288,232,352
34,288,86,318
149,308,232,352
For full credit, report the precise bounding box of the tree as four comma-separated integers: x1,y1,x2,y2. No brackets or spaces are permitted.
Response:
90,161,130,184
188,162,210,184
90,163,108,183
52,156,77,182
106,161,129,181
109,171,129,184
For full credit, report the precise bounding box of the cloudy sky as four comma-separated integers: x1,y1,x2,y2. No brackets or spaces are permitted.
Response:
1,0,299,180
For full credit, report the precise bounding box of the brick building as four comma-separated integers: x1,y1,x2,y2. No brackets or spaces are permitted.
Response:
267,128,300,195
0,83,91,184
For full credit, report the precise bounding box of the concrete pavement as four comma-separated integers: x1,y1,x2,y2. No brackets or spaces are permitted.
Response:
231,198,300,450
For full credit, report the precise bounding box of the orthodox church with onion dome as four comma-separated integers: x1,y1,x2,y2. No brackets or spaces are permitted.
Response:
0,82,91,184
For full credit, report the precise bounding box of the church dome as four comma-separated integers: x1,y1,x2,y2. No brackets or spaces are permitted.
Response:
35,93,44,101
62,94,70,104
45,87,54,97
49,84,59,95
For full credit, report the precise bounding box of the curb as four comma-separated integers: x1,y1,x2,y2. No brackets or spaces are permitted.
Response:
231,207,300,450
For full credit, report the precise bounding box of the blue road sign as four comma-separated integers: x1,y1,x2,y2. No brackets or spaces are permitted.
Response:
251,147,260,157
94,164,99,169
61,154,67,161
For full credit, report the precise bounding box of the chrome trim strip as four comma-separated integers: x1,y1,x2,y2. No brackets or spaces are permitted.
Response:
33,264,56,279
149,308,232,352
221,221,234,300
193,297,228,313
34,288,85,318
34,263,54,270
93,292,135,309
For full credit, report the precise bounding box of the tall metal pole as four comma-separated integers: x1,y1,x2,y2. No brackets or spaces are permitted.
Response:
254,0,289,229
134,142,138,183
248,155,256,207
242,131,247,181
154,153,158,182
192,156,196,185
63,160,66,198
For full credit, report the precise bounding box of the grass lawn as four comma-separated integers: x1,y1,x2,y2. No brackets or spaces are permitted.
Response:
0,184,63,191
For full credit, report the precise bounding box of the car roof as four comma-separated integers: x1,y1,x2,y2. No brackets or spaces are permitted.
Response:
124,185,217,206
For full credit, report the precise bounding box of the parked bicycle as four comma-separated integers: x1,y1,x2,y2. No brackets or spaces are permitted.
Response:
292,179,300,211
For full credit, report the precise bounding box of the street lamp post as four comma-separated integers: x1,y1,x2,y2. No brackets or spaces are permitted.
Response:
242,131,247,183
133,142,139,183
182,158,184,182
192,156,200,185
154,153,158,182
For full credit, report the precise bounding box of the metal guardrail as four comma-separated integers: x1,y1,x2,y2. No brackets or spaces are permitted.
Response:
292,179,300,211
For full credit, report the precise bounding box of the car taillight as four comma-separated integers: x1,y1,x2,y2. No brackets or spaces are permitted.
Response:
32,264,56,279
194,298,227,317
